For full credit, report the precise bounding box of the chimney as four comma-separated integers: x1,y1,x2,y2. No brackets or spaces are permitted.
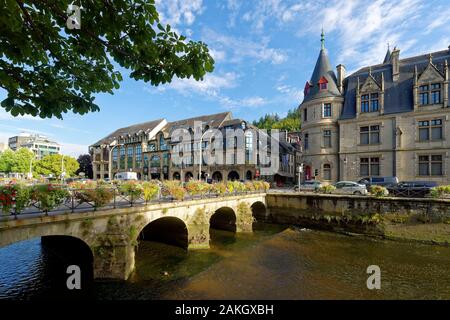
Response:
336,64,346,93
391,47,400,82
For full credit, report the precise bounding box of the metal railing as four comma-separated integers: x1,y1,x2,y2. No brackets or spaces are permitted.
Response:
0,187,266,221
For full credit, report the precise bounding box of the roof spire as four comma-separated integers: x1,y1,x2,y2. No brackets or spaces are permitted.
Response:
383,43,392,64
321,28,325,50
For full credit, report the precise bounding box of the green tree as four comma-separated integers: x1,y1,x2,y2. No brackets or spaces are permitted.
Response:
0,149,16,173
76,154,93,179
1,1,214,119
253,108,301,131
34,154,79,178
10,148,34,174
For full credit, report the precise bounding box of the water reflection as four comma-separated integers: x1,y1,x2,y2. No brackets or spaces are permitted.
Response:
1,222,449,300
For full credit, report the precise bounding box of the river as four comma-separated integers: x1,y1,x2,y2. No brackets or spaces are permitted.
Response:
1,222,449,300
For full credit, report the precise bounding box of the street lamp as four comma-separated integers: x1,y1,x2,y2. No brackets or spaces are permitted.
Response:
108,142,123,180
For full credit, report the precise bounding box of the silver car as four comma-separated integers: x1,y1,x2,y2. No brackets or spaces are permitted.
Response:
333,181,368,195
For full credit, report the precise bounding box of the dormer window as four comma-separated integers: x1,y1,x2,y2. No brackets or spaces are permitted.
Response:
304,81,312,95
431,83,441,104
361,93,379,113
419,83,442,106
318,77,328,90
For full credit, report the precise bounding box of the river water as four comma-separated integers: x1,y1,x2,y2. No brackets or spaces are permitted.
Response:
1,222,450,300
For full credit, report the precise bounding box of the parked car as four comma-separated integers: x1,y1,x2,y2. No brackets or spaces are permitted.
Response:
333,181,368,195
294,180,323,192
358,176,399,187
386,181,438,198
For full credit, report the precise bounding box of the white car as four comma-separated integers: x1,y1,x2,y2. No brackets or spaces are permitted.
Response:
333,181,368,195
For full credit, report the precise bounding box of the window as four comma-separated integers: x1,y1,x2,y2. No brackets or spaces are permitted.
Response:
431,83,441,104
143,154,149,168
127,146,133,169
160,135,168,151
112,148,118,169
360,125,380,145
323,103,332,118
245,131,253,163
370,93,379,112
323,130,332,148
135,145,142,168
304,133,309,150
303,108,308,122
361,93,379,113
320,83,327,90
323,164,331,180
120,147,125,169
150,155,161,168
361,94,370,113
419,85,429,105
418,119,442,141
148,143,156,152
419,155,443,176
360,157,380,176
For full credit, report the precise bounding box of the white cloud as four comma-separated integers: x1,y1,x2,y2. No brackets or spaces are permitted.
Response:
219,96,268,109
209,49,227,62
236,0,448,71
155,0,204,27
61,143,89,158
202,28,288,65
155,72,237,97
424,8,450,34
0,108,44,121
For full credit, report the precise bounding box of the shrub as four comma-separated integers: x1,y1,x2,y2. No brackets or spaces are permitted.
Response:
245,181,255,192
370,185,389,198
162,181,186,201
430,186,450,199
0,183,31,214
211,182,227,195
142,181,160,202
232,181,246,193
185,181,211,196
317,185,336,194
32,184,70,212
119,181,143,199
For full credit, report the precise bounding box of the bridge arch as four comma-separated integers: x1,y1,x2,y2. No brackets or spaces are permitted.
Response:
137,216,188,249
251,201,267,220
0,234,94,295
210,206,236,232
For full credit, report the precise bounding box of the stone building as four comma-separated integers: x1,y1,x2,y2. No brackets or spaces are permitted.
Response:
90,112,297,183
299,32,450,185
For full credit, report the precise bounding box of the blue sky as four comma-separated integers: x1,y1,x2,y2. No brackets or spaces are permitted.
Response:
1,0,450,157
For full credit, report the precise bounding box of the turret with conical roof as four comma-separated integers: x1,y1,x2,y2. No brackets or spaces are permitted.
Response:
303,30,341,103
298,31,343,184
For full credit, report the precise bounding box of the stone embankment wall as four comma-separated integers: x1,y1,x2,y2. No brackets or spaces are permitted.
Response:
266,193,450,245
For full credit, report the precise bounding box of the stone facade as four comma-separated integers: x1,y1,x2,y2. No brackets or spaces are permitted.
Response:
299,34,450,185
90,112,297,184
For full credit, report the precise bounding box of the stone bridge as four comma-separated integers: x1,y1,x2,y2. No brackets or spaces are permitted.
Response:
0,194,267,280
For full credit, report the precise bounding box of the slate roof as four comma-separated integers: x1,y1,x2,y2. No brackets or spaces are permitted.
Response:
303,48,341,103
341,48,450,120
165,112,232,133
91,119,164,147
